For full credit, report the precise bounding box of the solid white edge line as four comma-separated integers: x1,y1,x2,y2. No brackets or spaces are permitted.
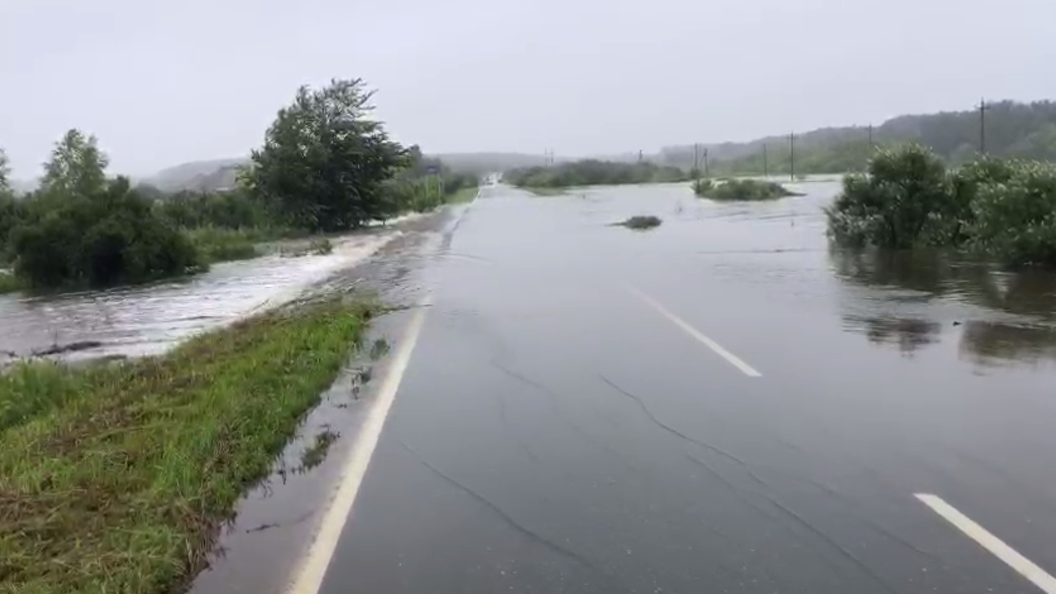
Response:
916,493,1056,594
626,285,762,377
285,302,430,594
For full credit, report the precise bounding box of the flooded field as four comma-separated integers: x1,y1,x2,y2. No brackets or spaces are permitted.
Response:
0,228,407,363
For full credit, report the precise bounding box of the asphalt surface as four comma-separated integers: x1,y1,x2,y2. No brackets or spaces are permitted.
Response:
314,182,1056,594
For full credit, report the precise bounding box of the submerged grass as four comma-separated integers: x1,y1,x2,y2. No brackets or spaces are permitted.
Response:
298,429,340,472
0,298,377,593
0,271,23,295
446,187,479,204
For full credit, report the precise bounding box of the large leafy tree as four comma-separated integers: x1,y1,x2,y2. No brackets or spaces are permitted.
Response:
246,79,409,232
40,129,109,198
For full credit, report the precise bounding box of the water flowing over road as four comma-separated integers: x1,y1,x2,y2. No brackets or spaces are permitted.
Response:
261,180,1056,594
0,229,408,363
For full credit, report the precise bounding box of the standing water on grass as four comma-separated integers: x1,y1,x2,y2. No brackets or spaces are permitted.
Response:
0,231,400,363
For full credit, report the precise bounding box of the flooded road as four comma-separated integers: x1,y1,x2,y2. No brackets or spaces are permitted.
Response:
0,228,409,363
287,182,1056,593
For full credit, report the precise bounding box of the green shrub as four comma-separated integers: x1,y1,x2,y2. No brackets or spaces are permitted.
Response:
967,162,1056,267
827,144,1056,268
826,145,964,248
616,215,663,230
697,178,799,201
186,226,260,263
12,179,200,289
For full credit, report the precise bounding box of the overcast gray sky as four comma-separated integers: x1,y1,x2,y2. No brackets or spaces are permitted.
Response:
2,0,1054,178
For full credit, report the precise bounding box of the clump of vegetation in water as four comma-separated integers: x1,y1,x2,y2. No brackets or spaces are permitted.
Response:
615,215,663,230
299,428,341,471
0,298,377,592
505,159,689,190
695,178,800,201
826,144,1056,267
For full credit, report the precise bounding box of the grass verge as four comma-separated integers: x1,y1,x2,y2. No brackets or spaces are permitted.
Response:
0,298,378,593
0,271,23,295
446,187,479,204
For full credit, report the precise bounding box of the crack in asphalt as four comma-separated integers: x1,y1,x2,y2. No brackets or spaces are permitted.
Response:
597,375,749,467
398,438,599,572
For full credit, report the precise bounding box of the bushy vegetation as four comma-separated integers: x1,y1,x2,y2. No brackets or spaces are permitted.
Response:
505,159,689,189
244,79,410,231
695,178,800,201
827,144,1056,267
0,298,376,592
615,215,663,230
0,79,475,294
6,132,199,290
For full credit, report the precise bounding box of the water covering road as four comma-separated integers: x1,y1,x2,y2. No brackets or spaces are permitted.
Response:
302,181,1056,594
0,229,406,363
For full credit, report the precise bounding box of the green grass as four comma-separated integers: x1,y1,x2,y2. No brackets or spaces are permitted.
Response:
184,226,261,264
0,271,23,295
0,298,378,593
524,187,567,196
445,186,479,204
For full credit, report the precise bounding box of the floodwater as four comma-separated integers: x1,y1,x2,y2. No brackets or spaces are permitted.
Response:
292,181,1056,594
0,228,408,363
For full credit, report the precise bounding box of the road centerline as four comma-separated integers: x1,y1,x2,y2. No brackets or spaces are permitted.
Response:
626,285,762,377
916,493,1056,594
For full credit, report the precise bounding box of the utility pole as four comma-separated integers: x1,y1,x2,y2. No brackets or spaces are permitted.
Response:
979,97,988,155
692,143,701,187
703,148,710,178
763,144,769,178
789,132,795,181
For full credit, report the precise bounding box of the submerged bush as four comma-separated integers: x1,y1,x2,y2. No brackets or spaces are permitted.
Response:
615,215,662,230
696,178,799,201
826,145,965,248
826,144,1056,267
967,162,1056,267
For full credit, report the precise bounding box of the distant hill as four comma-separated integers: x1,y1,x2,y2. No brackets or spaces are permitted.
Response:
146,158,249,192
431,153,564,175
659,100,1056,175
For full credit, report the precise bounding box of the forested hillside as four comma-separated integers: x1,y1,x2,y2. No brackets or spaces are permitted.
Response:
660,100,1056,175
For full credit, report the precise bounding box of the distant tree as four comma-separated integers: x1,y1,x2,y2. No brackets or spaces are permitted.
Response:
0,147,11,194
246,78,409,232
40,129,109,198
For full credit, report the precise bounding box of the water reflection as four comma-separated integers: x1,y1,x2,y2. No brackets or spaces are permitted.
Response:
831,248,1056,367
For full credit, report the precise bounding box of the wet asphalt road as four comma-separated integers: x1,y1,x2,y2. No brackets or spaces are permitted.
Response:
317,182,1056,594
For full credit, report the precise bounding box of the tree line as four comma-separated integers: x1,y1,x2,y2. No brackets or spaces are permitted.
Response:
0,78,476,292
661,100,1056,176
503,159,688,189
